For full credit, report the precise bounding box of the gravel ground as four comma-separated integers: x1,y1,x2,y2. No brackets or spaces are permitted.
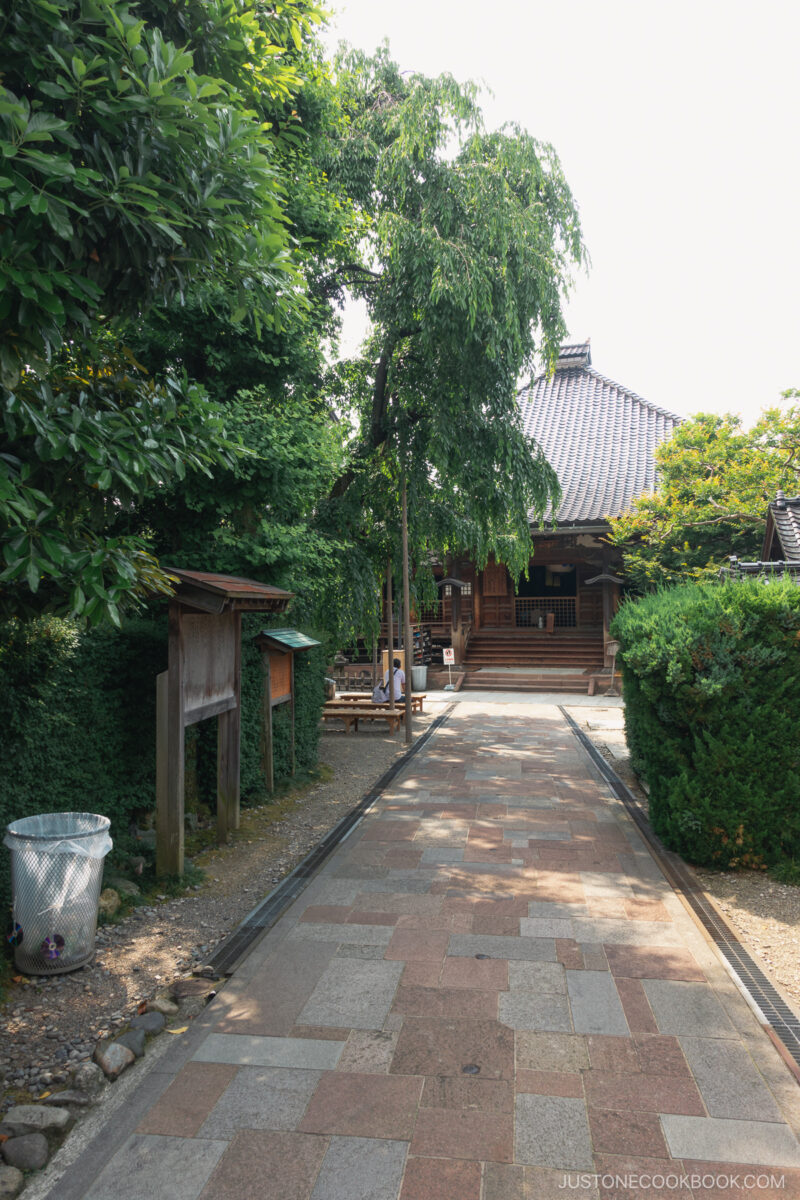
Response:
571,705,800,1018
0,712,440,1110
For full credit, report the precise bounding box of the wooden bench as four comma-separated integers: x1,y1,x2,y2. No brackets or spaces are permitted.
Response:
321,705,404,734
334,692,426,713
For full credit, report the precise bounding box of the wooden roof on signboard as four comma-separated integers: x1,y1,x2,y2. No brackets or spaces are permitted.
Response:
165,568,294,614
255,629,321,653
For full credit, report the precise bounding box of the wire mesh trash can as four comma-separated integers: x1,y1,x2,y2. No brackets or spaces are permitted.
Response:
4,813,112,975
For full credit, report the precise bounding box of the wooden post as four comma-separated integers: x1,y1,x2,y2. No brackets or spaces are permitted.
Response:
157,601,185,877
290,652,296,776
155,670,169,876
401,470,413,744
386,556,395,712
216,613,241,844
262,654,274,794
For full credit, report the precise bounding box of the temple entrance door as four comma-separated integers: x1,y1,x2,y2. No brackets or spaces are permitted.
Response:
479,561,512,627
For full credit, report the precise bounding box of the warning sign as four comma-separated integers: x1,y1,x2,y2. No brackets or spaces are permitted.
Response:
443,647,455,665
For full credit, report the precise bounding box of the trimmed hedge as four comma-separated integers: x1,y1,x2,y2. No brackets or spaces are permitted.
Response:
0,613,326,916
611,579,800,869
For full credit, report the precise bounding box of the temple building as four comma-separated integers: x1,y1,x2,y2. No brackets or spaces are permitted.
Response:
427,341,680,691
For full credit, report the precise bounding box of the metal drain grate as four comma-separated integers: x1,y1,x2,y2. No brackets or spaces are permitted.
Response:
559,705,800,1070
206,703,456,976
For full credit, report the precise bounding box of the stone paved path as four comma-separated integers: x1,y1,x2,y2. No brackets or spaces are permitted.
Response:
48,701,800,1199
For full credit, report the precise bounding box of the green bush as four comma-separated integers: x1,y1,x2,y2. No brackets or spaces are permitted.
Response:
611,579,800,869
0,614,327,918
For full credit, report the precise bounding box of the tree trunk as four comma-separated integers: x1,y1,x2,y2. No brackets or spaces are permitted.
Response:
402,470,413,744
386,556,395,712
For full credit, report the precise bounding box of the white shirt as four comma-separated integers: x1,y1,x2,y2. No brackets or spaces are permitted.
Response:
383,667,406,699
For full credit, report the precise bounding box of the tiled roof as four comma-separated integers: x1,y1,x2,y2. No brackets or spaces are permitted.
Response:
518,343,680,524
766,492,800,561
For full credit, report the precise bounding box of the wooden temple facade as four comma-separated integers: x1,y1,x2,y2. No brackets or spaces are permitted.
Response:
415,343,680,690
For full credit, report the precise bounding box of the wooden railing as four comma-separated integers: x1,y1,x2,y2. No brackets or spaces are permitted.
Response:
515,597,576,628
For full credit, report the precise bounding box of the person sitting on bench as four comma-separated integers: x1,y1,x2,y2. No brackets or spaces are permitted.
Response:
373,658,405,704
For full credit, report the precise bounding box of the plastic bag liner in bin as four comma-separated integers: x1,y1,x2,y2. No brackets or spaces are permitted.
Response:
4,812,112,975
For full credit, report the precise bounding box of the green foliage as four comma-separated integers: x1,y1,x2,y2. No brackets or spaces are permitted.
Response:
319,45,585,586
609,401,800,591
1,348,242,624
0,0,325,621
0,612,326,918
611,580,800,870
125,388,353,631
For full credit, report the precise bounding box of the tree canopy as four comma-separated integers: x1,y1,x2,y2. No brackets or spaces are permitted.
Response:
0,0,324,624
609,396,800,591
316,46,586,609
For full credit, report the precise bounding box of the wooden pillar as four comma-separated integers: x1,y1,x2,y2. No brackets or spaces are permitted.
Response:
217,611,241,842
290,652,296,775
402,471,413,744
262,654,274,794
157,601,185,877
386,556,395,712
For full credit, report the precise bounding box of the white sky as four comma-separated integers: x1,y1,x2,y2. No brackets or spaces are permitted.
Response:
321,0,800,426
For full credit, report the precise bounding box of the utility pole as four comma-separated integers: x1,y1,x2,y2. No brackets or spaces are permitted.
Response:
401,469,413,744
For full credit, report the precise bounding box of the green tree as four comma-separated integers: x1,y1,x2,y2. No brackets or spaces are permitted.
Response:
609,398,800,591
318,46,585,593
0,0,324,623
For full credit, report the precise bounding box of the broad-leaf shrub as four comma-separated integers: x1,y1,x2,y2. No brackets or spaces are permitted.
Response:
611,580,800,869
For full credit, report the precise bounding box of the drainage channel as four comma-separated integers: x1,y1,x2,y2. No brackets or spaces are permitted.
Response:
559,705,800,1072
206,703,456,977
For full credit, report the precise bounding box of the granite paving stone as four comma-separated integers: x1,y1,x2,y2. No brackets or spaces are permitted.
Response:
614,978,658,1033
519,917,576,938
335,1029,398,1073
582,1069,704,1115
587,1108,669,1158
604,945,706,981
297,959,404,1029
392,984,498,1019
498,990,573,1032
411,1107,513,1162
390,1017,515,1078
83,1134,227,1200
384,928,450,962
439,955,508,990
212,941,338,1036
515,1031,589,1073
197,1131,327,1200
299,1071,422,1139
679,1036,784,1121
641,980,737,1038
399,1157,482,1200
193,1033,344,1070
515,1069,584,1097
447,933,557,961
136,1062,237,1137
420,1075,513,1113
515,1094,593,1169
567,970,629,1035
198,1066,323,1137
482,1163,525,1200
661,1116,800,1167
288,922,395,946
310,1136,408,1200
